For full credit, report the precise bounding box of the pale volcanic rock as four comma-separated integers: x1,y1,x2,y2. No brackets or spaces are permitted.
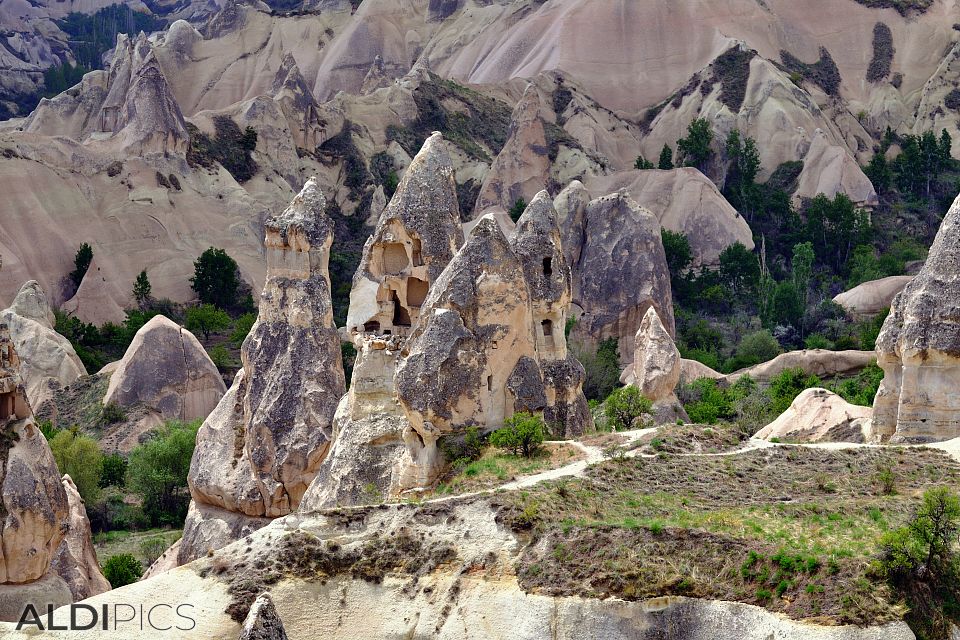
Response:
726,350,877,384
621,307,689,425
567,189,674,362
0,281,86,412
552,180,589,270
102,315,226,422
61,257,127,327
50,474,111,601
184,178,345,563
680,358,725,383
395,216,541,488
0,323,71,621
793,130,879,208
756,388,874,444
475,84,551,213
346,132,464,336
510,191,591,436
833,275,913,318
239,592,288,640
873,193,960,443
586,168,754,267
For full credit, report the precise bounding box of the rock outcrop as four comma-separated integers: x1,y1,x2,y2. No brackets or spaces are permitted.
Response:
510,191,592,437
793,131,879,209
755,388,874,444
50,474,111,601
0,323,71,621
61,257,127,327
183,178,345,564
475,85,551,213
345,132,464,337
833,275,913,318
726,350,876,384
102,315,226,423
559,187,674,361
239,592,288,640
0,280,86,412
873,193,960,443
586,168,754,267
620,307,688,424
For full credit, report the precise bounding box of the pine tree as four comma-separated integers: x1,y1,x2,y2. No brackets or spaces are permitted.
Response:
657,144,674,170
132,270,152,307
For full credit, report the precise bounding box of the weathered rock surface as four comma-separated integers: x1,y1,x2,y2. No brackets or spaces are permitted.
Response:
346,132,464,336
9,498,916,639
755,388,874,444
475,84,551,213
834,275,913,318
620,307,689,424
586,168,753,266
50,474,111,601
873,193,960,443
184,178,345,563
239,592,288,640
102,315,226,422
563,188,674,361
0,322,71,620
679,358,725,383
727,350,876,384
793,130,879,208
395,216,540,488
61,257,127,327
0,280,86,412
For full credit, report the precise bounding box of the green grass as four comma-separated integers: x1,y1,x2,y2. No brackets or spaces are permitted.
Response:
434,444,582,496
94,528,181,568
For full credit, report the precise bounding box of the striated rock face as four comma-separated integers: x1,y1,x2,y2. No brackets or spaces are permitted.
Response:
833,275,913,319
103,315,226,423
0,323,71,621
0,280,86,413
873,193,960,443
756,388,874,444
51,474,111,601
239,592,288,640
564,188,674,361
586,168,753,267
61,258,127,327
346,132,464,337
183,178,345,563
620,307,688,424
793,130,878,209
395,216,540,487
476,84,551,213
24,33,188,156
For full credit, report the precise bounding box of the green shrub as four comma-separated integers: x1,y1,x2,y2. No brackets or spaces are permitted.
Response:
186,116,258,183
69,243,93,289
100,402,127,425
139,538,168,567
126,420,200,527
767,368,821,415
440,426,486,468
734,330,781,369
99,453,127,488
508,198,527,223
50,429,103,504
804,333,834,350
102,554,143,588
489,413,545,459
208,345,233,372
604,386,652,431
576,338,621,401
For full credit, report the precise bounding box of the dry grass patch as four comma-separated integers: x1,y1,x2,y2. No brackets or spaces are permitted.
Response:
433,443,584,496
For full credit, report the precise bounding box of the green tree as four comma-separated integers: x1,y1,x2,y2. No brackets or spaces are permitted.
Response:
864,151,891,194
185,304,231,341
677,118,713,172
50,429,103,504
604,386,652,431
803,194,870,274
718,242,760,297
764,281,805,329
102,554,143,588
126,420,200,526
489,412,545,458
70,243,93,289
724,130,761,217
508,197,527,223
132,270,152,307
577,338,621,401
658,144,674,170
190,247,241,309
99,453,127,488
230,312,257,345
734,330,781,369
791,242,815,309
634,156,655,170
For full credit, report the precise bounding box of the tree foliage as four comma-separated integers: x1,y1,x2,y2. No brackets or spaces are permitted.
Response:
132,270,152,307
677,118,713,172
185,304,231,341
102,554,143,588
70,243,94,289
489,412,545,458
190,247,241,309
50,429,103,504
126,420,200,526
604,386,652,431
